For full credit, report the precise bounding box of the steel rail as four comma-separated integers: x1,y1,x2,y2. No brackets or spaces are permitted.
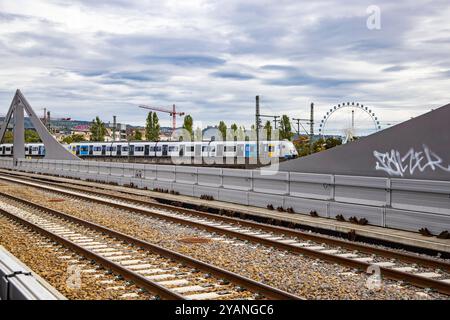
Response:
1,172,449,273
1,176,450,295
1,175,450,295
0,207,185,300
0,191,301,300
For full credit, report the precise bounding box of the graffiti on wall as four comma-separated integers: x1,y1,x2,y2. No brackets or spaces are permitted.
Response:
373,145,450,177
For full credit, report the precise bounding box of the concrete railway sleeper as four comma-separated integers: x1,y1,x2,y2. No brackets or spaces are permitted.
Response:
0,174,449,295
0,194,301,300
1,172,448,269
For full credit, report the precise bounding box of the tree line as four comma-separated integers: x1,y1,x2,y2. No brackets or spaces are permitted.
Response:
56,112,297,143
59,112,342,157
1,130,41,143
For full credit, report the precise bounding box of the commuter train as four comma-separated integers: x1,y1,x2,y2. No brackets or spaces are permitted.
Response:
0,140,298,159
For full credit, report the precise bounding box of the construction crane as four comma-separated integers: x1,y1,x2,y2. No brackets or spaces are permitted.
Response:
138,104,185,130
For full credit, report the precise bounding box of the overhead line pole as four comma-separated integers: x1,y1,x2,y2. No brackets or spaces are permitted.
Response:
256,95,260,165
292,102,315,155
273,115,280,129
309,102,314,155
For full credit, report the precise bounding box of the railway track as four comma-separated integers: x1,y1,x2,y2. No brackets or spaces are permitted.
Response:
0,194,300,300
0,173,450,296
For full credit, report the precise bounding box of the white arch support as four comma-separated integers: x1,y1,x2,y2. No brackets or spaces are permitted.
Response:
0,89,80,161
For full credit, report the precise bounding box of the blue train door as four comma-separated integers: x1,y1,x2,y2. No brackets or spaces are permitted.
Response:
245,144,250,157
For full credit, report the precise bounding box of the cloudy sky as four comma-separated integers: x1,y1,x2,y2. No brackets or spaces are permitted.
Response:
0,0,449,130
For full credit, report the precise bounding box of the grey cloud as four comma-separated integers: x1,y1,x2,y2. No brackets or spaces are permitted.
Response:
0,12,29,22
382,65,409,72
137,55,226,68
1,0,450,128
260,65,297,72
1,31,80,59
267,73,377,88
210,71,254,80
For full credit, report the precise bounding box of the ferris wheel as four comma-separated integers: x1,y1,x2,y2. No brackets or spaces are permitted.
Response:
318,102,381,143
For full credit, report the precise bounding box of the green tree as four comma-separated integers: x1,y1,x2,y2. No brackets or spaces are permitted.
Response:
90,116,107,141
294,136,342,157
145,112,153,140
2,131,13,143
293,136,310,157
230,123,238,141
182,115,194,139
62,134,85,144
25,129,41,143
263,120,272,140
61,136,72,144
145,112,160,141
1,130,41,143
134,130,142,141
279,115,293,140
325,136,342,149
313,137,326,153
218,121,227,140
151,113,160,140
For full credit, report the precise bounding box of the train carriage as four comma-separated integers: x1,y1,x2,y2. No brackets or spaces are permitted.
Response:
0,139,298,160
0,144,13,156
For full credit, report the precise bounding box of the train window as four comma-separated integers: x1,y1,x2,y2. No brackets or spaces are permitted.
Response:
81,146,89,152
225,146,236,152
210,147,216,152
122,146,129,152
168,146,178,152
93,146,102,151
135,146,144,152
149,146,155,152
202,146,208,152
5,147,11,152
